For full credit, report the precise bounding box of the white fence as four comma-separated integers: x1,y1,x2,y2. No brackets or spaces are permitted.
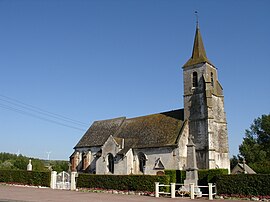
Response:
155,182,216,200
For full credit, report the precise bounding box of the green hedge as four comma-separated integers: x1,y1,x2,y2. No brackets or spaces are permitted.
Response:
198,169,228,185
0,170,50,187
164,170,185,183
216,174,270,196
165,169,228,185
77,174,170,192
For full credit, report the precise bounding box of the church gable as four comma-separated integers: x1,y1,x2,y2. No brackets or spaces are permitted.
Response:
102,135,121,156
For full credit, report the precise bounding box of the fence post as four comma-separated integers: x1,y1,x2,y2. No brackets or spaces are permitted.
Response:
190,183,195,199
208,183,213,200
155,182,159,198
50,171,57,189
171,183,175,198
70,172,77,191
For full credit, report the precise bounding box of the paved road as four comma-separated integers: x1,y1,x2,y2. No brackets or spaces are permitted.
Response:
0,185,240,202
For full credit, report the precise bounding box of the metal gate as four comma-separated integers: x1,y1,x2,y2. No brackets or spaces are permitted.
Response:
56,171,70,190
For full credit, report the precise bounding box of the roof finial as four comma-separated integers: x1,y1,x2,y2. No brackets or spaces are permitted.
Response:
195,11,199,28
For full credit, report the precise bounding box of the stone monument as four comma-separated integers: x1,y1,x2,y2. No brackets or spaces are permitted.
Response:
180,135,201,196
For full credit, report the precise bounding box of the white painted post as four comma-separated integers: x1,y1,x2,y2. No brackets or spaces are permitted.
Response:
171,183,175,198
190,183,195,199
208,183,213,200
155,182,159,198
70,172,77,191
50,171,57,189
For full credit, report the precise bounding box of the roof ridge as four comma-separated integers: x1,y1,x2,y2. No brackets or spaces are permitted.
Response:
94,116,126,123
125,108,183,121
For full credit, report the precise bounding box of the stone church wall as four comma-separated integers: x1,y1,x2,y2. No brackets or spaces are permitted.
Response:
133,147,179,175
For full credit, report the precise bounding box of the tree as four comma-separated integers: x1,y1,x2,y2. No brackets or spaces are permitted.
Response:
239,114,270,163
230,155,240,170
51,161,69,173
238,114,270,173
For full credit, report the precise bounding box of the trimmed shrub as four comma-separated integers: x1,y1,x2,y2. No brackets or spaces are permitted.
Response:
198,169,228,185
164,170,185,184
0,170,50,187
165,169,228,185
216,174,270,196
77,174,170,192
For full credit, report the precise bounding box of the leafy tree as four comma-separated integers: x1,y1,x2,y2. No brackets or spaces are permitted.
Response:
13,155,28,170
0,152,69,172
238,114,270,173
230,155,240,170
51,161,69,173
0,152,47,171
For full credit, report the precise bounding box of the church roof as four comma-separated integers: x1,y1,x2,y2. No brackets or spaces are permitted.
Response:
231,163,256,174
183,24,213,68
75,109,185,150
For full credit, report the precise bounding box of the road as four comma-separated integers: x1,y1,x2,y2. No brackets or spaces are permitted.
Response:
0,185,241,202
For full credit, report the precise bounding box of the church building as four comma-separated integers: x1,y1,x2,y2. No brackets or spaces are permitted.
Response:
70,24,230,175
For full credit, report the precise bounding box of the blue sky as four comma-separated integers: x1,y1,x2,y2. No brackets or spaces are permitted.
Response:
0,0,269,160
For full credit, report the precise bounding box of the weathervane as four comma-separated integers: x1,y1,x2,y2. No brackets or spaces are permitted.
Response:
195,11,199,27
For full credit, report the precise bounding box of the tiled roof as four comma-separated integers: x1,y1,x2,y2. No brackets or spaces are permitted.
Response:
75,109,185,150
75,117,125,148
231,163,256,174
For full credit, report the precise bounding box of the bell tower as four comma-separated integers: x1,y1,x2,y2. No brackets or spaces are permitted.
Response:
182,23,230,170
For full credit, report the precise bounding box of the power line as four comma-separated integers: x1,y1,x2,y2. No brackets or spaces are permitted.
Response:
0,103,85,131
0,94,88,126
0,94,88,131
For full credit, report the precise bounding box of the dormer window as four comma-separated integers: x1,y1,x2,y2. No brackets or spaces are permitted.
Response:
192,71,198,88
211,72,214,87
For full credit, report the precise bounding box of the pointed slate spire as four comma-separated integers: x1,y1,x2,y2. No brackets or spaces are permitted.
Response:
183,23,212,68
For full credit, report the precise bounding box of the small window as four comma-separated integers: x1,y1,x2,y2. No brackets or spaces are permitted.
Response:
108,153,114,174
211,72,214,87
192,72,198,88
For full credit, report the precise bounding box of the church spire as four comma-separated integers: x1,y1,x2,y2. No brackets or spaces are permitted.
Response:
183,22,212,68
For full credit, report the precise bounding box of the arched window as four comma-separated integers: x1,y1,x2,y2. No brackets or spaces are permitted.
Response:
138,152,146,173
192,72,198,88
211,72,214,87
108,153,114,174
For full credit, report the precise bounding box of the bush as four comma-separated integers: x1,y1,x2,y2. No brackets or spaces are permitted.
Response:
165,169,228,185
0,170,50,187
77,174,170,192
198,169,228,185
164,170,185,183
216,174,270,196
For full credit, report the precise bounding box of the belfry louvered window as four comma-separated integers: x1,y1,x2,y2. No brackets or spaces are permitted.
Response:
211,72,214,87
192,71,198,87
